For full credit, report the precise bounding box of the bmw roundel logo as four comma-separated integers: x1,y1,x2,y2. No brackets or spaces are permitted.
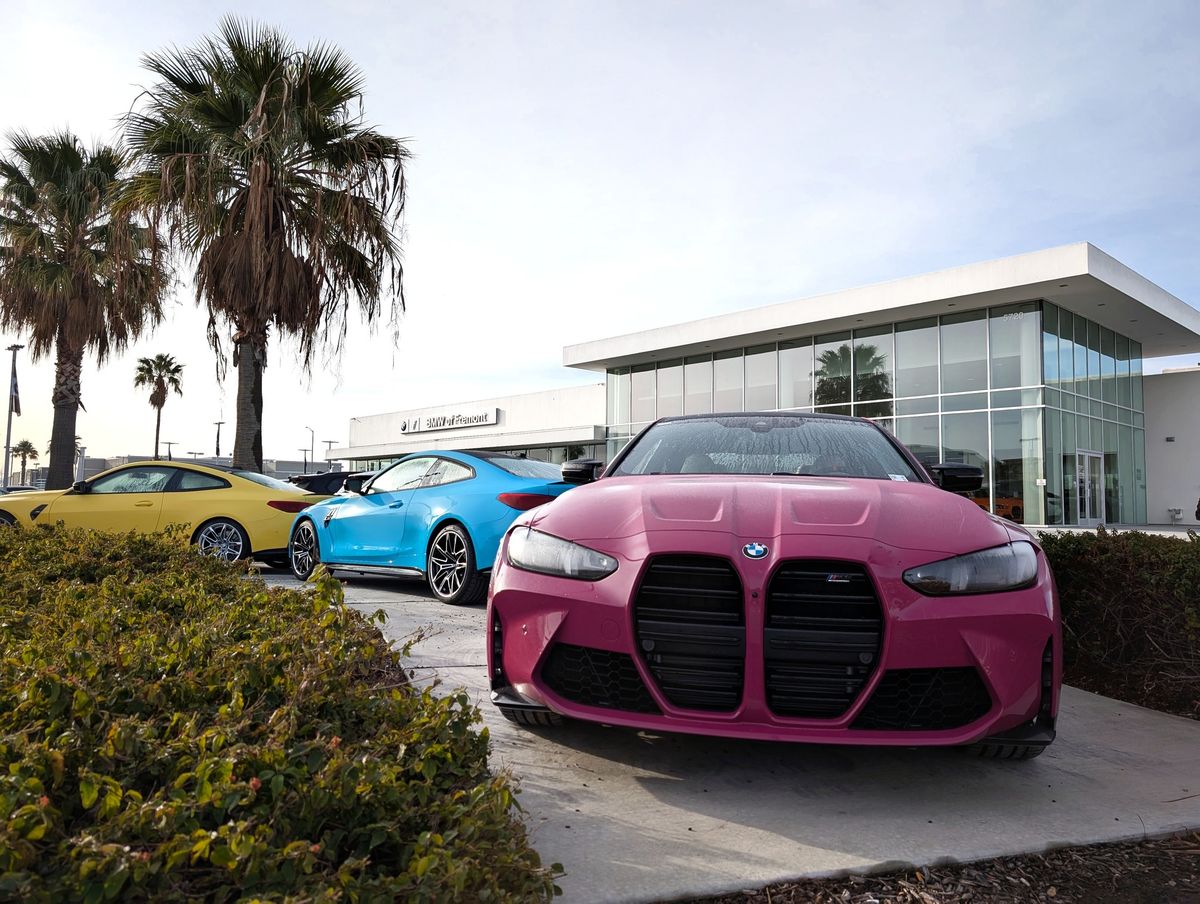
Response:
742,542,769,559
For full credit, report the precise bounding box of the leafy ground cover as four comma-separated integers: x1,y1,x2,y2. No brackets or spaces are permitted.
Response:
0,526,559,902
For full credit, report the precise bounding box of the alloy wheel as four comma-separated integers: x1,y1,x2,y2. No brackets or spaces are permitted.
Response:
292,522,317,577
196,520,245,562
429,528,468,599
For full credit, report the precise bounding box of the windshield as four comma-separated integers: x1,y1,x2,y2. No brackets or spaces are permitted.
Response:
611,416,922,481
233,471,308,493
469,452,563,480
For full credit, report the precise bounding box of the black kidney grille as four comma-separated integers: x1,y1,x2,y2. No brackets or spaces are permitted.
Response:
764,560,883,718
541,643,660,714
852,668,992,730
633,555,744,712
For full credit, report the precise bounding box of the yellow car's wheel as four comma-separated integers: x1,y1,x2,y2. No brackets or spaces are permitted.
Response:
194,518,250,562
0,511,14,527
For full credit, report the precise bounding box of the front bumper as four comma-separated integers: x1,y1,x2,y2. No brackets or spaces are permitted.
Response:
487,530,1061,746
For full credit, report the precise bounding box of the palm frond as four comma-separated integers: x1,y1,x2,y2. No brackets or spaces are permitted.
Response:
120,18,407,372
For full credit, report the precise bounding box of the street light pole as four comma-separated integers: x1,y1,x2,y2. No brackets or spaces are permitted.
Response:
3,344,24,490
304,426,314,471
299,447,309,474
163,441,177,461
214,421,225,457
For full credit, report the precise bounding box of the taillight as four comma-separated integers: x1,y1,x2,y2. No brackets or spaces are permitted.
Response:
497,493,557,511
268,500,314,513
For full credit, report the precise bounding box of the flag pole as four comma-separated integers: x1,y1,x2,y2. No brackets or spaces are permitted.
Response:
3,344,23,490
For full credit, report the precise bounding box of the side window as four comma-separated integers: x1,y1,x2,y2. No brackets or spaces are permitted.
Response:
369,457,434,494
421,459,474,488
89,466,176,494
173,470,230,491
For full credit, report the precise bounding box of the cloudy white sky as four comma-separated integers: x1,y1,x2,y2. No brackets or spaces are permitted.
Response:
2,0,1199,462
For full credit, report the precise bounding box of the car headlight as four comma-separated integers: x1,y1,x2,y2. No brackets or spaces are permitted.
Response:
506,526,618,581
903,542,1038,596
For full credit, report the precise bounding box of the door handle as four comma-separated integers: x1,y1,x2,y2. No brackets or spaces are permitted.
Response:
134,501,154,507
389,501,404,508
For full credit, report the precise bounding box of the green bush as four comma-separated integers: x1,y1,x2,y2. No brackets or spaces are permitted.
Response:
0,527,559,902
1040,528,1200,719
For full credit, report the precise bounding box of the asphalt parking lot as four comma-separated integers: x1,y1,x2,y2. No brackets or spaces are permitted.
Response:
264,569,1200,904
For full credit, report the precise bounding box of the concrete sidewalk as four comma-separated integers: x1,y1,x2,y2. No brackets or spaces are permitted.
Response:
268,571,1200,904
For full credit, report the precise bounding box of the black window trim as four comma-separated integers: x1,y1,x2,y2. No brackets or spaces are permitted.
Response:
166,466,232,493
84,463,180,495
365,455,438,495
417,455,477,490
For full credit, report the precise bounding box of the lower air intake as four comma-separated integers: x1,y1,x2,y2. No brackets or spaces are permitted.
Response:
541,643,660,714
852,667,992,730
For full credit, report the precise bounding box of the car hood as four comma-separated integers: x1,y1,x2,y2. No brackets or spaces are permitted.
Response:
2,488,64,506
526,475,1018,556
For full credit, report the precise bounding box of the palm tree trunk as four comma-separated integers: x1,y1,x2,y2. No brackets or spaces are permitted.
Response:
154,407,162,459
47,330,83,490
232,336,265,472
19,457,26,484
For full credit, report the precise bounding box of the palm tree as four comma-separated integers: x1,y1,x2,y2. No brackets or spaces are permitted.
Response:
10,438,36,484
0,132,167,488
134,353,183,458
121,18,409,472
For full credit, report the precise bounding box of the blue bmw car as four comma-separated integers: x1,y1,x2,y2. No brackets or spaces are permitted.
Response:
287,450,574,604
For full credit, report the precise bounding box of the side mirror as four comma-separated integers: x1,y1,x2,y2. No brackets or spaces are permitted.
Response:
928,463,984,494
71,480,91,494
342,475,368,494
562,458,604,485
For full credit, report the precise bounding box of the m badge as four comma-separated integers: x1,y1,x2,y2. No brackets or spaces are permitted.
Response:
742,542,769,559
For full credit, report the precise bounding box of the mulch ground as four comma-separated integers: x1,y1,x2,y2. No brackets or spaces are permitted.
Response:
687,832,1200,903
1064,663,1199,723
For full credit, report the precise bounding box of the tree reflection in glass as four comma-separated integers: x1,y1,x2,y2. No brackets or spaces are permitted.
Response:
815,342,892,416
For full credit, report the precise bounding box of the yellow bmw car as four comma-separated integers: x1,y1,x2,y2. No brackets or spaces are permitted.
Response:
0,461,327,563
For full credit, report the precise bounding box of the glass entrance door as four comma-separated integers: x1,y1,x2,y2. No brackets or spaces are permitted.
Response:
1077,450,1104,527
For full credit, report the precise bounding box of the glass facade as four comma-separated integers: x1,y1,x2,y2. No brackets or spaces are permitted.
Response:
605,300,1147,525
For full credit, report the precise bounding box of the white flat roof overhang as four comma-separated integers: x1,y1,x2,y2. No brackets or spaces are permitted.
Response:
329,424,606,462
563,243,1200,371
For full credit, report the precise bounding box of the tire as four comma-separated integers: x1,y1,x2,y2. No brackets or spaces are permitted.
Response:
0,511,15,527
426,523,488,605
290,520,320,581
967,742,1046,760
500,707,564,727
193,518,251,562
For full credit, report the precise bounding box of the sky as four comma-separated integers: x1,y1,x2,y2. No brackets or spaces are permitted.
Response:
2,0,1199,463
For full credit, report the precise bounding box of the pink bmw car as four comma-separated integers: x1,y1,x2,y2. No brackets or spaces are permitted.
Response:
488,413,1061,760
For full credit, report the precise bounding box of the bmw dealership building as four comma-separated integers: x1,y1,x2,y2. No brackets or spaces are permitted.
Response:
332,243,1200,528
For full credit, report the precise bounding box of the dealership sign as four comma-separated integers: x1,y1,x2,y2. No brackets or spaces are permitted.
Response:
398,408,499,434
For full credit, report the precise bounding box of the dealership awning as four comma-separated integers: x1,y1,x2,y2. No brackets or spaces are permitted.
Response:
563,243,1200,370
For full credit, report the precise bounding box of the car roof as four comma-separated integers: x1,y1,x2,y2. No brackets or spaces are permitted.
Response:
87,461,261,482
655,411,862,424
